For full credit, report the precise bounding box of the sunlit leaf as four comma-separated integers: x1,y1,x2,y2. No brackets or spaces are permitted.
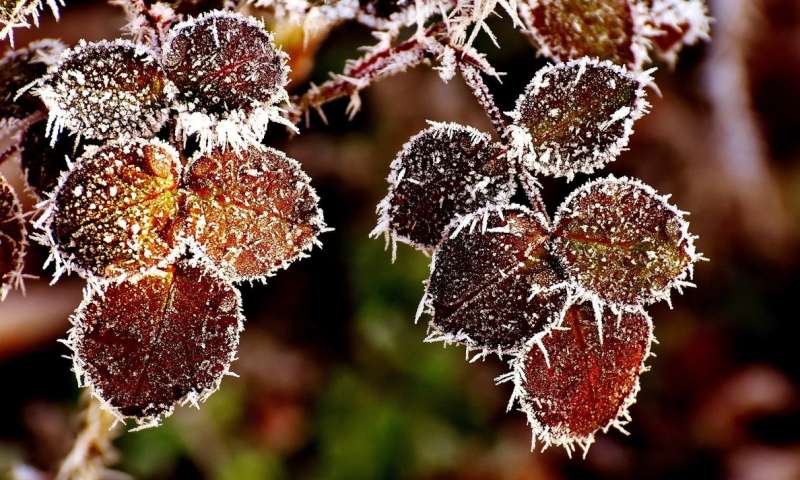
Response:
178,145,325,282
372,122,515,253
69,261,243,426
423,205,567,357
0,174,26,300
511,302,653,454
20,119,74,199
162,11,290,152
35,39,172,141
551,176,698,307
508,58,650,180
521,0,648,69
40,138,182,279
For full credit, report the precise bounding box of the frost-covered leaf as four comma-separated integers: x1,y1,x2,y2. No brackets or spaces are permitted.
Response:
20,119,74,199
511,302,653,454
35,39,172,142
521,0,649,69
423,205,568,357
162,11,290,152
68,261,243,427
508,58,649,180
40,139,183,280
372,122,515,252
644,0,710,64
178,145,325,283
0,174,26,300
551,176,698,307
0,0,63,43
1,40,62,121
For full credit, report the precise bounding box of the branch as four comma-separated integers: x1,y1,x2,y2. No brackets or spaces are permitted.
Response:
458,62,508,139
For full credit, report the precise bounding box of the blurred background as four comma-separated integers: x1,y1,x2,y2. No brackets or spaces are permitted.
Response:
2,0,800,478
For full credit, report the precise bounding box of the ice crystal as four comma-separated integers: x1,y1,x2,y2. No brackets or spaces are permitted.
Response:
372,122,515,253
38,138,183,280
551,176,699,308
162,11,292,152
508,58,650,181
510,302,653,455
68,261,244,427
35,39,172,142
0,175,26,300
178,145,326,283
0,0,63,45
423,205,568,357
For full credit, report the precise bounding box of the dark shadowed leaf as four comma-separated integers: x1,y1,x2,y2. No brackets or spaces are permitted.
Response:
178,145,325,282
509,58,649,180
1,39,62,121
20,119,75,199
162,11,288,115
0,175,26,300
35,39,171,141
551,176,698,307
69,261,243,426
512,302,652,454
372,122,515,252
521,0,647,68
423,205,567,356
42,139,182,279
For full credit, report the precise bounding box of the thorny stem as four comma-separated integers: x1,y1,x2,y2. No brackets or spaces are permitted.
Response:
55,391,124,480
458,62,508,139
288,22,502,126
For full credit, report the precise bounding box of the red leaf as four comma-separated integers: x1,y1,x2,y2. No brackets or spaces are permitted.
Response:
69,261,243,426
0,175,26,300
178,145,325,282
423,205,567,356
551,176,699,307
41,138,183,279
645,0,710,64
512,302,653,454
373,122,515,252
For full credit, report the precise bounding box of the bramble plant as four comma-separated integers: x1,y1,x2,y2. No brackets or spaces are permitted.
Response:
0,0,710,463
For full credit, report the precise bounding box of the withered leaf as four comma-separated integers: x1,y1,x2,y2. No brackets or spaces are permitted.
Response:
35,39,171,141
373,122,515,252
179,145,325,282
70,261,243,426
551,176,698,307
509,58,649,180
44,139,182,279
513,302,652,453
0,174,26,300
424,205,567,356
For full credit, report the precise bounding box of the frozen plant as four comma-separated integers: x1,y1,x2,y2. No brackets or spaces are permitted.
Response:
0,0,711,469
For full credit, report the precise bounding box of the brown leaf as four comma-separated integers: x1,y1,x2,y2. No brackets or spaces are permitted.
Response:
373,122,515,252
551,176,699,307
423,205,567,356
69,261,243,426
